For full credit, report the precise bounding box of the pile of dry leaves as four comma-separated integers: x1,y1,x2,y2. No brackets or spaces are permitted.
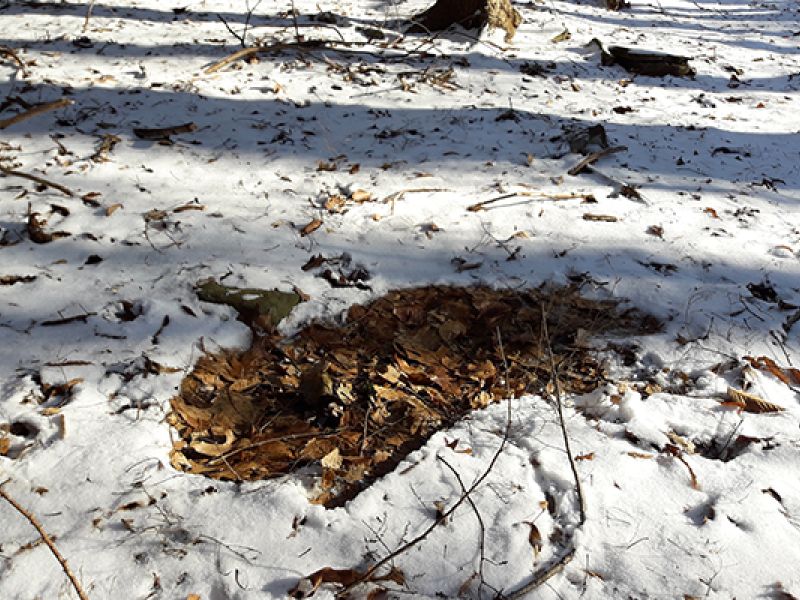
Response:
169,285,658,505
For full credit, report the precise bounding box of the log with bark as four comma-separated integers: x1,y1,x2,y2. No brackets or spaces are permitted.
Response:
409,0,522,42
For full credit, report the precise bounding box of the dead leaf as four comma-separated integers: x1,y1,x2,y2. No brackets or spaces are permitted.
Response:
189,430,236,457
726,387,784,413
321,447,343,470
527,522,543,558
350,189,372,203
324,195,346,213
745,355,800,386
551,29,571,43
105,203,123,216
289,567,364,597
300,219,323,236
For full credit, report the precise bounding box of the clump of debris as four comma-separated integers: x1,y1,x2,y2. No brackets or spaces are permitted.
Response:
169,284,659,506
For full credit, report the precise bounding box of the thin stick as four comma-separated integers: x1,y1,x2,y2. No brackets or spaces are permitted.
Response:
0,164,75,197
0,485,90,600
0,45,28,74
438,456,501,598
204,39,370,74
289,0,302,43
83,0,96,32
505,548,576,599
567,146,626,176
217,13,246,47
502,309,587,600
467,191,590,212
0,98,73,130
541,307,586,522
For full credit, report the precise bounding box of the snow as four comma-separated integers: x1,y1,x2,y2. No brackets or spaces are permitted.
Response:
1,0,799,597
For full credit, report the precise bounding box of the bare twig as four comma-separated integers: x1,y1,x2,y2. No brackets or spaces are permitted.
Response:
502,309,587,599
541,307,586,522
505,548,576,599
438,456,501,598
289,0,302,43
83,0,96,32
0,484,90,600
203,39,372,74
0,98,73,130
0,45,28,75
0,164,75,197
217,13,246,47
466,191,591,212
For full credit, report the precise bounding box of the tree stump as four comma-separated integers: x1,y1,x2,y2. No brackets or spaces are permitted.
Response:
409,0,522,42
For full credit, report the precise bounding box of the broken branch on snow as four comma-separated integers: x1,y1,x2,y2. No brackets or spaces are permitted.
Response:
0,164,75,197
0,98,73,130
567,146,627,176
0,484,90,600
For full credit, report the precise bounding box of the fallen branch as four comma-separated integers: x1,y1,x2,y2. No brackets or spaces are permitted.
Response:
0,98,73,130
567,145,626,176
0,164,75,197
0,484,90,600
505,548,576,599
0,45,28,74
204,39,371,74
467,191,591,212
133,122,197,141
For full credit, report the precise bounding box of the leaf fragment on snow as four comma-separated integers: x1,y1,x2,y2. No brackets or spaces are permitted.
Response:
300,218,323,236
288,567,363,598
726,387,784,413
745,355,800,387
527,522,543,558
350,189,372,203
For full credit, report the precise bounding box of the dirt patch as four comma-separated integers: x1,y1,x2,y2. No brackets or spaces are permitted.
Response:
168,284,659,506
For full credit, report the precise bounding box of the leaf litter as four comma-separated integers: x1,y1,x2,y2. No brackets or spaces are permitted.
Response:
169,284,658,506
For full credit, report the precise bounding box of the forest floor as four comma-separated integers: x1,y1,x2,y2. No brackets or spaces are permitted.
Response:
1,0,800,598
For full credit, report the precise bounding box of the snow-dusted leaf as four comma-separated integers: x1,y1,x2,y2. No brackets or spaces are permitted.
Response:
726,387,784,413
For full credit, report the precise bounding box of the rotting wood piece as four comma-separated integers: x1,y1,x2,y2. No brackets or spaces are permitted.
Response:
588,39,695,77
408,0,522,42
133,122,197,141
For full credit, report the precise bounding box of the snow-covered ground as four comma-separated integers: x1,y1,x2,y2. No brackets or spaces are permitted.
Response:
1,0,799,597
